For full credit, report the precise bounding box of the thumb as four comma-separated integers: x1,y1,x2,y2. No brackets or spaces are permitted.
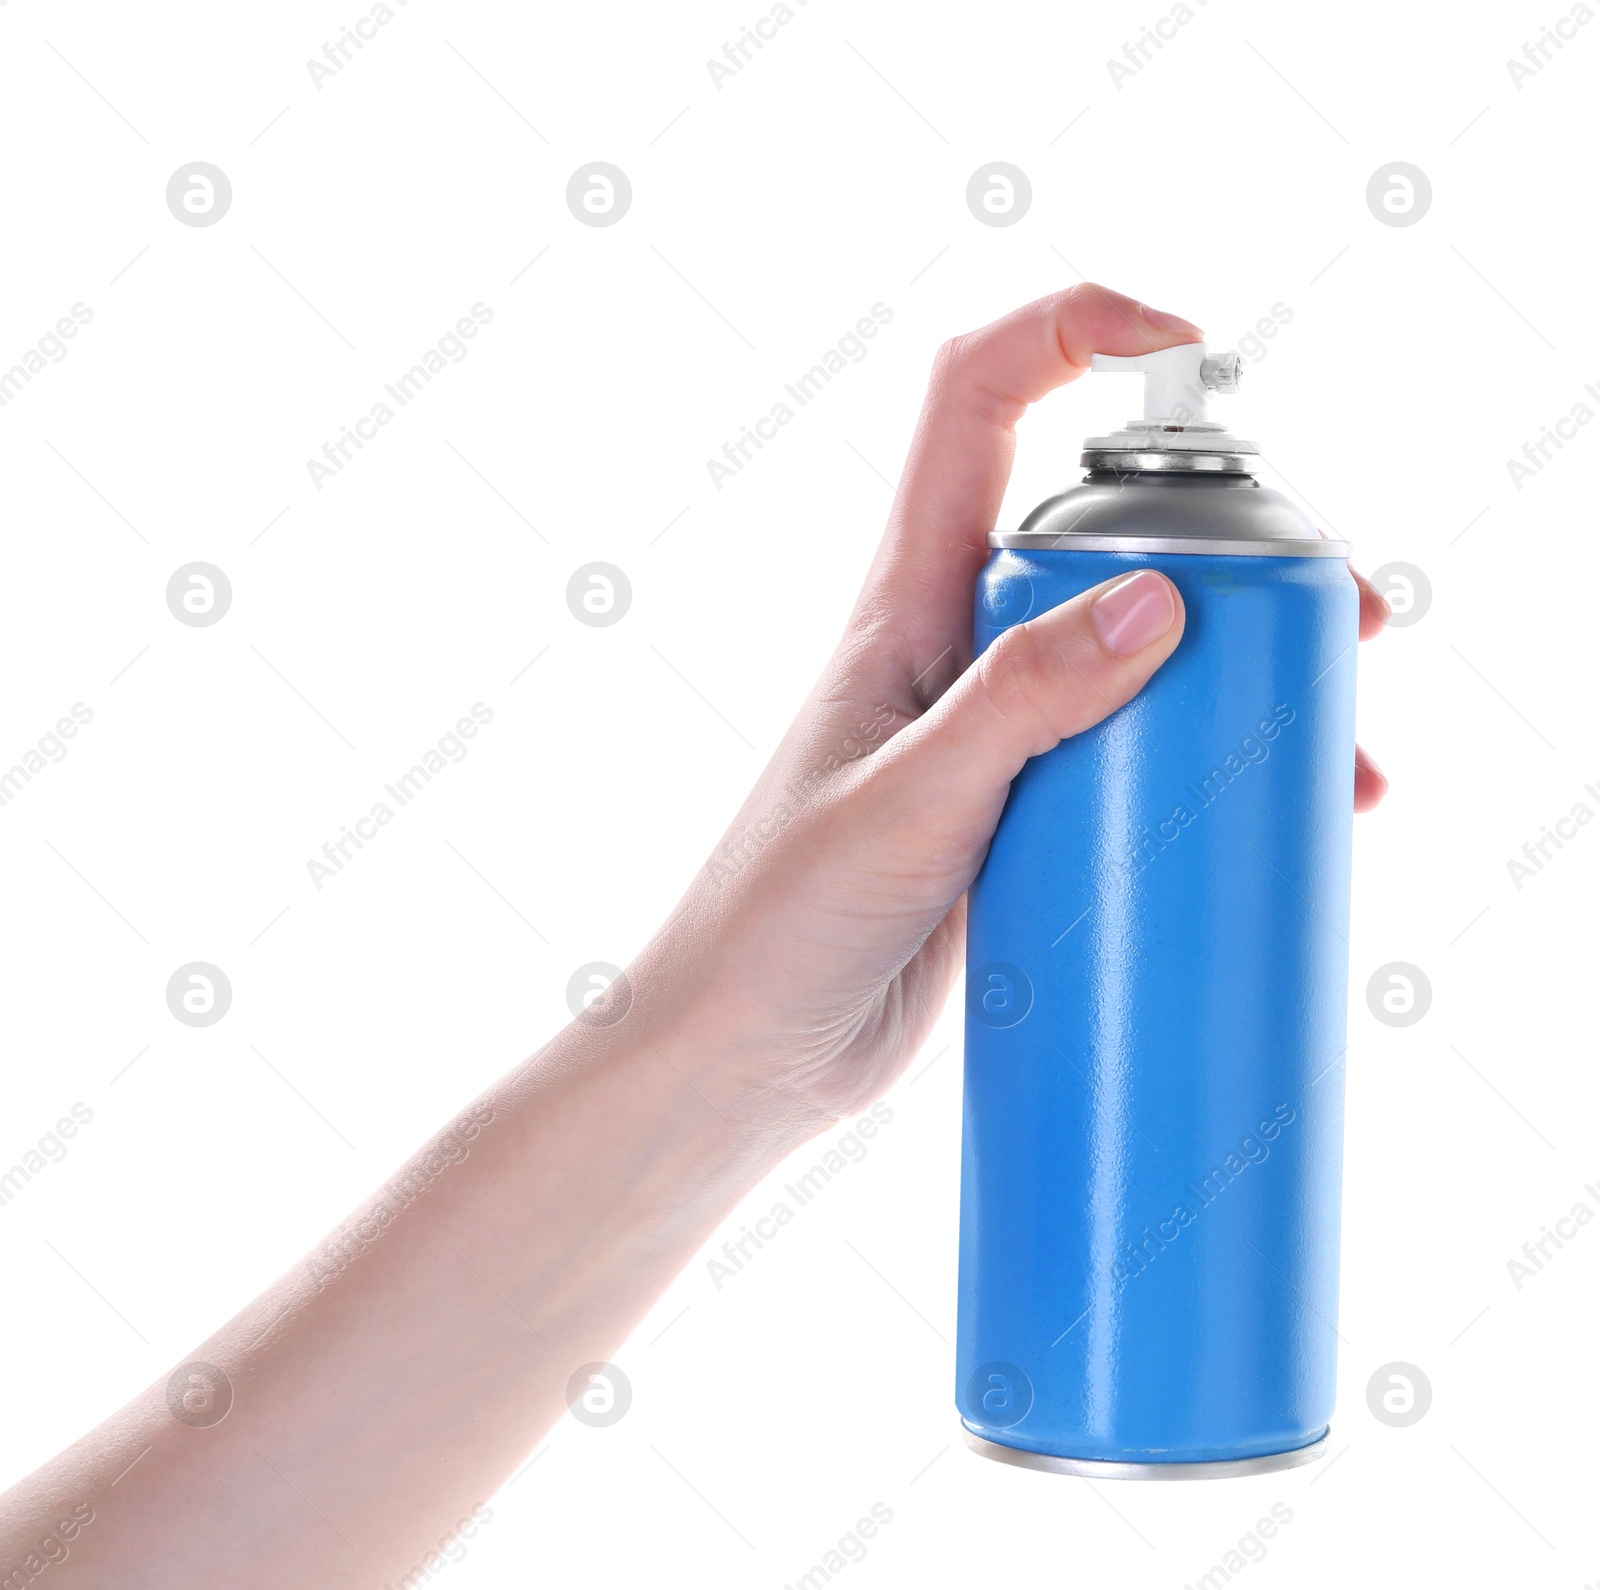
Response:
877,569,1185,849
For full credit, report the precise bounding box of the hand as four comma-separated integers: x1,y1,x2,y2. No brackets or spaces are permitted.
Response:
644,283,1388,1129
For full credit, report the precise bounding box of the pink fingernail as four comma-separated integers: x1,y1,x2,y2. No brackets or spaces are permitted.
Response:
1139,303,1202,334
1091,571,1177,655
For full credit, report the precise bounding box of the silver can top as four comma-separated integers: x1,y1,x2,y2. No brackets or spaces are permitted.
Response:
990,473,1347,557
987,339,1348,557
992,337,1344,553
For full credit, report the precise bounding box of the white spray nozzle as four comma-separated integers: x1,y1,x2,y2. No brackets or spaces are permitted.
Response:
1089,344,1243,426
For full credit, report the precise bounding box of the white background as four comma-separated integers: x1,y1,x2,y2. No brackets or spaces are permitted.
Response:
1,0,1595,1585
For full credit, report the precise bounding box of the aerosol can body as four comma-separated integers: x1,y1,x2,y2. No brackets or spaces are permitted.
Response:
956,344,1357,1478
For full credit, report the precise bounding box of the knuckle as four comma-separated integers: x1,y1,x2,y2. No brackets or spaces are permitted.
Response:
931,331,978,386
1060,280,1109,311
976,622,1058,735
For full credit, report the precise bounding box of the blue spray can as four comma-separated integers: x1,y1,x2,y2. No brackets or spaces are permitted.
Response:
956,343,1357,1478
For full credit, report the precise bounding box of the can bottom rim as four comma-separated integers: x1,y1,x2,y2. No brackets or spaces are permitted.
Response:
960,1425,1330,1481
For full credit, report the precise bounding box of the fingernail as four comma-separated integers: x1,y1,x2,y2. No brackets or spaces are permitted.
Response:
1139,303,1202,335
1091,571,1177,655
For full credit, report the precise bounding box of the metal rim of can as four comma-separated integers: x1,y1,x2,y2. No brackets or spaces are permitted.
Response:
1080,449,1258,473
986,532,1352,557
960,1426,1331,1480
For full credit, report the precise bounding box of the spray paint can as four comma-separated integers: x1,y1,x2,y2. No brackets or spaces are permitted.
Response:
956,343,1357,1478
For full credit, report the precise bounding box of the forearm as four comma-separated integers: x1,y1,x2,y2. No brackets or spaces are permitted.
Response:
0,962,800,1587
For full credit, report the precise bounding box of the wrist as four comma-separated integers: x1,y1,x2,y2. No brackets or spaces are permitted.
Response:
568,931,838,1170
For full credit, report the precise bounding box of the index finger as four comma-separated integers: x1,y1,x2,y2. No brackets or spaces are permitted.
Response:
872,283,1204,657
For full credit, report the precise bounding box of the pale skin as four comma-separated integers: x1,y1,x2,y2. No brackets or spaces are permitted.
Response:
0,285,1388,1586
